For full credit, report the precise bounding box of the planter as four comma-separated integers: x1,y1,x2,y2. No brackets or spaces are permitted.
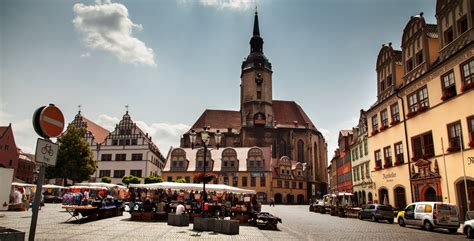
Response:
394,160,403,166
213,219,239,235
441,91,455,101
411,156,420,162
380,125,388,132
383,163,392,168
423,153,434,159
447,146,461,153
0,227,25,241
390,120,400,126
406,111,417,118
461,82,474,92
418,106,428,113
168,213,190,226
374,166,381,171
469,140,474,148
371,130,379,136
193,217,215,231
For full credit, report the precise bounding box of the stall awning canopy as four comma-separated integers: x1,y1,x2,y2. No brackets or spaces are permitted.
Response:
129,182,256,194
74,182,127,190
11,182,36,187
42,184,67,189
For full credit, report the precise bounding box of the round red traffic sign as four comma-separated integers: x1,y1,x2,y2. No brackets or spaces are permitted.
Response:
38,105,65,138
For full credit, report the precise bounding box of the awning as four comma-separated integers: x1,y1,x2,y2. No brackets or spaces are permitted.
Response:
129,182,256,194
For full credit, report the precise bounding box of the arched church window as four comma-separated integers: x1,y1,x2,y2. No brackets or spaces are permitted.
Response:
279,139,287,157
297,140,304,163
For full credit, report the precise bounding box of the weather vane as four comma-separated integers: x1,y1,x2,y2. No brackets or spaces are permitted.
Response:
125,104,129,113
78,105,81,113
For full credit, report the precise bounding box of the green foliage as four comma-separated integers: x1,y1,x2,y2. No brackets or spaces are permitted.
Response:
45,125,96,183
144,176,163,184
101,176,112,183
175,177,186,183
122,175,142,185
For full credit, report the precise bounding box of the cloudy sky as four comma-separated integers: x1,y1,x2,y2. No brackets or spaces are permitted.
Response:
0,0,435,157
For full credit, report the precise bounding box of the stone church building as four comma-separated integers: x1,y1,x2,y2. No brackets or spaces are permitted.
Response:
177,11,328,200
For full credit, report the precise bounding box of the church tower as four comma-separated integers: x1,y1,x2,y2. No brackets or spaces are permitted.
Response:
240,10,273,128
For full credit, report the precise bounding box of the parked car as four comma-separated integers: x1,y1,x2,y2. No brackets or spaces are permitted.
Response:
309,199,323,212
397,202,459,233
463,211,474,238
359,204,394,223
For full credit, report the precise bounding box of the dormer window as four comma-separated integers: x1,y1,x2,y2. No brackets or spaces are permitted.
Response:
247,148,264,169
196,148,212,171
444,27,454,44
458,16,468,34
386,76,392,87
171,148,187,171
222,148,238,170
406,59,413,72
416,51,423,65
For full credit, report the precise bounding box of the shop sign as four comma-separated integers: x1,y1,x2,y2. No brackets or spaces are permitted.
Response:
251,172,260,177
468,157,474,165
382,172,396,182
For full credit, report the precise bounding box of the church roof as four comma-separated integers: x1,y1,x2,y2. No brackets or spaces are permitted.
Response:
272,100,316,130
191,110,241,132
0,125,9,139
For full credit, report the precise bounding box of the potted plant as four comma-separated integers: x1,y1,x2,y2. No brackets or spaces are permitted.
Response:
380,125,388,132
447,146,461,152
441,90,455,101
406,111,417,119
390,120,400,126
461,82,474,92
371,129,379,136
374,165,381,171
418,106,428,113
469,140,474,148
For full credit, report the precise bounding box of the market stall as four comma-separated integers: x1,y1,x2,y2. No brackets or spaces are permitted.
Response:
42,184,68,203
9,183,36,211
61,183,126,222
127,182,257,222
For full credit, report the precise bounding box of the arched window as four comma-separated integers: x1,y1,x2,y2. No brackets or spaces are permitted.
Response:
279,139,287,157
297,140,304,163
222,148,238,170
394,186,407,210
170,148,187,171
379,188,389,205
196,148,212,171
248,148,264,169
368,192,373,203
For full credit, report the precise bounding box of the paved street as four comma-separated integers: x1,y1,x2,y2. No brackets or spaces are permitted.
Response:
0,204,467,240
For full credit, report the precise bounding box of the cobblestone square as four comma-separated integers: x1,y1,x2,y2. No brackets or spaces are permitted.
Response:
0,204,468,240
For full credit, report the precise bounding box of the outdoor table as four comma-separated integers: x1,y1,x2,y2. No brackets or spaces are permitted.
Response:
346,207,361,218
62,205,97,222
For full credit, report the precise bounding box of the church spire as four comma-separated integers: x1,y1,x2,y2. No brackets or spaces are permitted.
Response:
253,8,260,36
250,9,263,54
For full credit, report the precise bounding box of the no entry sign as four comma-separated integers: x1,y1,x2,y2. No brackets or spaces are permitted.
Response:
33,104,65,138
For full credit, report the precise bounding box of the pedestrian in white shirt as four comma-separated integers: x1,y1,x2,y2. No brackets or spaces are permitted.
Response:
176,201,185,215
14,189,22,204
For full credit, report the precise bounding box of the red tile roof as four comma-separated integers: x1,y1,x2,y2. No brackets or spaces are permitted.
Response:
191,109,241,131
82,117,110,143
0,126,9,138
273,100,316,129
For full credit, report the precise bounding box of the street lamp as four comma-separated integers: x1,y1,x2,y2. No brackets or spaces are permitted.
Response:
189,127,221,215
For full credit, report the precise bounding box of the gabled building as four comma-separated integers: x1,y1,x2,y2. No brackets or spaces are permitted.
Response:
69,111,166,184
336,130,353,193
366,0,474,216
0,124,18,172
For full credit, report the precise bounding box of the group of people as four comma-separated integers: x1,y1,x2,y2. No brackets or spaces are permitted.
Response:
10,187,44,211
127,188,260,218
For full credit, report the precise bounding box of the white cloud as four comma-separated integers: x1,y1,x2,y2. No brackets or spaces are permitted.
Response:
179,0,259,10
95,114,190,153
80,52,91,58
73,1,156,66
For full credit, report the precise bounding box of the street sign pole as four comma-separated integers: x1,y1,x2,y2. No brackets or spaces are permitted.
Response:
29,164,45,241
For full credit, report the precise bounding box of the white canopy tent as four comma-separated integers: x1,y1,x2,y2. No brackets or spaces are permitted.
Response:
42,184,67,189
11,182,36,187
129,182,256,194
75,182,127,190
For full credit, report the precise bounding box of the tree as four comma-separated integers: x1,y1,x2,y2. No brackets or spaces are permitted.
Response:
46,125,96,184
122,175,141,186
175,177,186,183
101,176,112,183
144,176,163,184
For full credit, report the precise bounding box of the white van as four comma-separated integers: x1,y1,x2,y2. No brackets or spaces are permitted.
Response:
397,202,459,233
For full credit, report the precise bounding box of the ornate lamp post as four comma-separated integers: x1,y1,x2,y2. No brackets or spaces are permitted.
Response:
189,127,221,214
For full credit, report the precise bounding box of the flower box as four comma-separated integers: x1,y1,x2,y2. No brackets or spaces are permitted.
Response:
447,146,461,152
374,166,381,171
390,120,400,126
394,160,403,166
407,111,417,118
380,125,388,132
441,90,455,101
383,163,392,168
371,129,379,136
423,152,434,159
417,106,428,113
411,156,420,162
461,82,474,92
469,140,474,148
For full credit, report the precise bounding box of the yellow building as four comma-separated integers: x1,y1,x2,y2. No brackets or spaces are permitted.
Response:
366,0,474,217
162,146,308,204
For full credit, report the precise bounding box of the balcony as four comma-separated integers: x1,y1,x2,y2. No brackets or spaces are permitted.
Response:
439,28,474,61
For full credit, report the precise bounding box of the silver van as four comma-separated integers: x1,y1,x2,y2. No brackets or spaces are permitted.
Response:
397,202,459,233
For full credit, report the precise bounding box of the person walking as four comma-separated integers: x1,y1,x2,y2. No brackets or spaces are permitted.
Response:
269,197,275,207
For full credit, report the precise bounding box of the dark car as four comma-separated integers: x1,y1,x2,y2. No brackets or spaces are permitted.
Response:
359,204,394,223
